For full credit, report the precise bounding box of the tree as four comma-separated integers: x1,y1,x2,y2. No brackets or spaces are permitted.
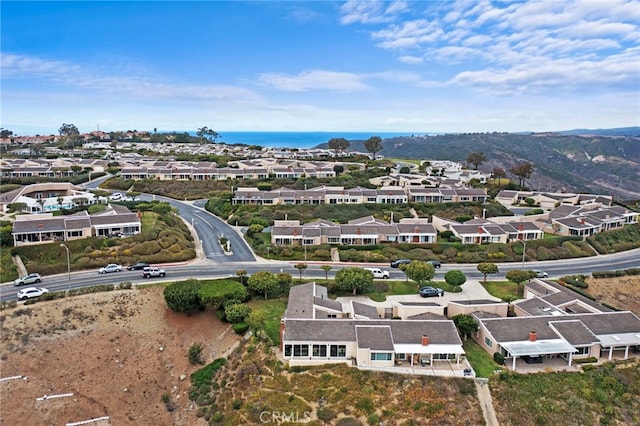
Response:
224,303,252,323
59,123,81,148
509,162,534,187
327,137,350,157
236,270,247,285
196,126,219,143
294,263,308,280
152,202,172,216
402,261,435,286
335,267,373,295
452,314,478,340
444,270,467,287
492,167,506,188
248,271,279,299
477,262,499,283
0,128,14,139
364,136,383,159
505,269,535,294
276,272,292,293
466,152,487,170
321,264,332,281
333,164,344,175
163,279,204,314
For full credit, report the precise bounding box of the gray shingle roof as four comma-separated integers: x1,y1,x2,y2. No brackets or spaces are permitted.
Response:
549,320,600,345
356,326,394,350
352,301,380,319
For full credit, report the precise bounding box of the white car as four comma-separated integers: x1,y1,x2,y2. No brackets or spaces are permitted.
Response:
17,287,49,300
365,268,390,279
108,192,123,201
99,264,122,274
14,273,42,286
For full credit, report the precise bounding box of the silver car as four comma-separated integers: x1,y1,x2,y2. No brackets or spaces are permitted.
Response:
99,264,122,274
14,273,42,286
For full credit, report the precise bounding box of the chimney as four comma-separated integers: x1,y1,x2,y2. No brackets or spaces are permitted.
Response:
421,335,429,346
518,223,524,231
529,331,537,342
478,226,483,234
580,218,585,225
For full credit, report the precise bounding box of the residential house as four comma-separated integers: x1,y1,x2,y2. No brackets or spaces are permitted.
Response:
280,283,466,371
12,205,141,246
472,278,640,370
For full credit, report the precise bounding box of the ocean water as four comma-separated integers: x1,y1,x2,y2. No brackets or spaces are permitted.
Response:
208,131,426,149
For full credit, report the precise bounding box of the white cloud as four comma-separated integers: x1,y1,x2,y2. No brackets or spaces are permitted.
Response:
257,69,370,92
398,55,423,64
339,0,403,24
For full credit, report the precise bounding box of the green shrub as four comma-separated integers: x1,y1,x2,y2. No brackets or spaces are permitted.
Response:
367,413,381,425
225,303,252,323
493,352,505,365
573,357,598,364
164,279,203,314
190,358,226,389
232,322,249,335
211,412,223,422
317,407,337,422
188,342,204,365
117,281,133,290
232,399,242,410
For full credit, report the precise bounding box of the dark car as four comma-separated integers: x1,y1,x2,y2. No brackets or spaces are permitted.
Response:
427,260,442,268
419,286,445,297
390,259,412,268
127,262,150,271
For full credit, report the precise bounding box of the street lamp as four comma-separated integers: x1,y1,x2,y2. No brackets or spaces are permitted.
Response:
60,243,71,291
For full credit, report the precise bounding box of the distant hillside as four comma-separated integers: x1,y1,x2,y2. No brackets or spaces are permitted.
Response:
556,127,640,137
334,133,640,200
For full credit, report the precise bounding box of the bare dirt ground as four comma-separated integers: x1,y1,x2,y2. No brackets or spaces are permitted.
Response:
586,275,640,314
0,287,240,426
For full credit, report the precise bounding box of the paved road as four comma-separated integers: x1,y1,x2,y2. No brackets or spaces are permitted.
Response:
4,176,638,302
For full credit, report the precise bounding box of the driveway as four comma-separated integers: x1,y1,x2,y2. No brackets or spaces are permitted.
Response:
336,279,501,314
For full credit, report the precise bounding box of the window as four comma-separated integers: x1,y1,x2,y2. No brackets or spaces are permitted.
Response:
293,345,309,357
395,353,406,360
312,345,327,357
284,344,311,357
484,337,493,348
370,352,392,361
330,345,346,358
575,346,590,355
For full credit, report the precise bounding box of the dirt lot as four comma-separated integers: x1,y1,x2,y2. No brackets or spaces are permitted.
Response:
0,287,240,426
586,275,640,314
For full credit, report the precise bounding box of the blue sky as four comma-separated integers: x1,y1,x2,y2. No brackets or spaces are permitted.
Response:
2,0,639,136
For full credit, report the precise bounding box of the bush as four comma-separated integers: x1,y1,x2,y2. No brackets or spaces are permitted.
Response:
164,279,204,314
317,407,337,422
188,342,204,365
232,322,250,335
224,303,252,323
493,352,505,365
232,399,242,410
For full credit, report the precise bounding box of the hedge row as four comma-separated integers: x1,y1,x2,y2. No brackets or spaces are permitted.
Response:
592,268,640,278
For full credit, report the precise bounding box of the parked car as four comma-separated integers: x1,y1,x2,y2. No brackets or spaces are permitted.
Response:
427,260,442,268
99,263,122,274
364,268,390,279
17,287,49,300
127,262,150,271
390,259,412,268
14,273,42,286
142,267,166,278
108,192,123,201
534,270,549,278
419,286,445,298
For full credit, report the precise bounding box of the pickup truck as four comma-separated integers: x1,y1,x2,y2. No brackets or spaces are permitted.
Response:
142,267,166,278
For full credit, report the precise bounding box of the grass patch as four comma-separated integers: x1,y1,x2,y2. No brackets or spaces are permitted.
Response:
490,362,640,425
463,339,502,378
0,249,18,282
480,280,523,301
246,298,287,345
